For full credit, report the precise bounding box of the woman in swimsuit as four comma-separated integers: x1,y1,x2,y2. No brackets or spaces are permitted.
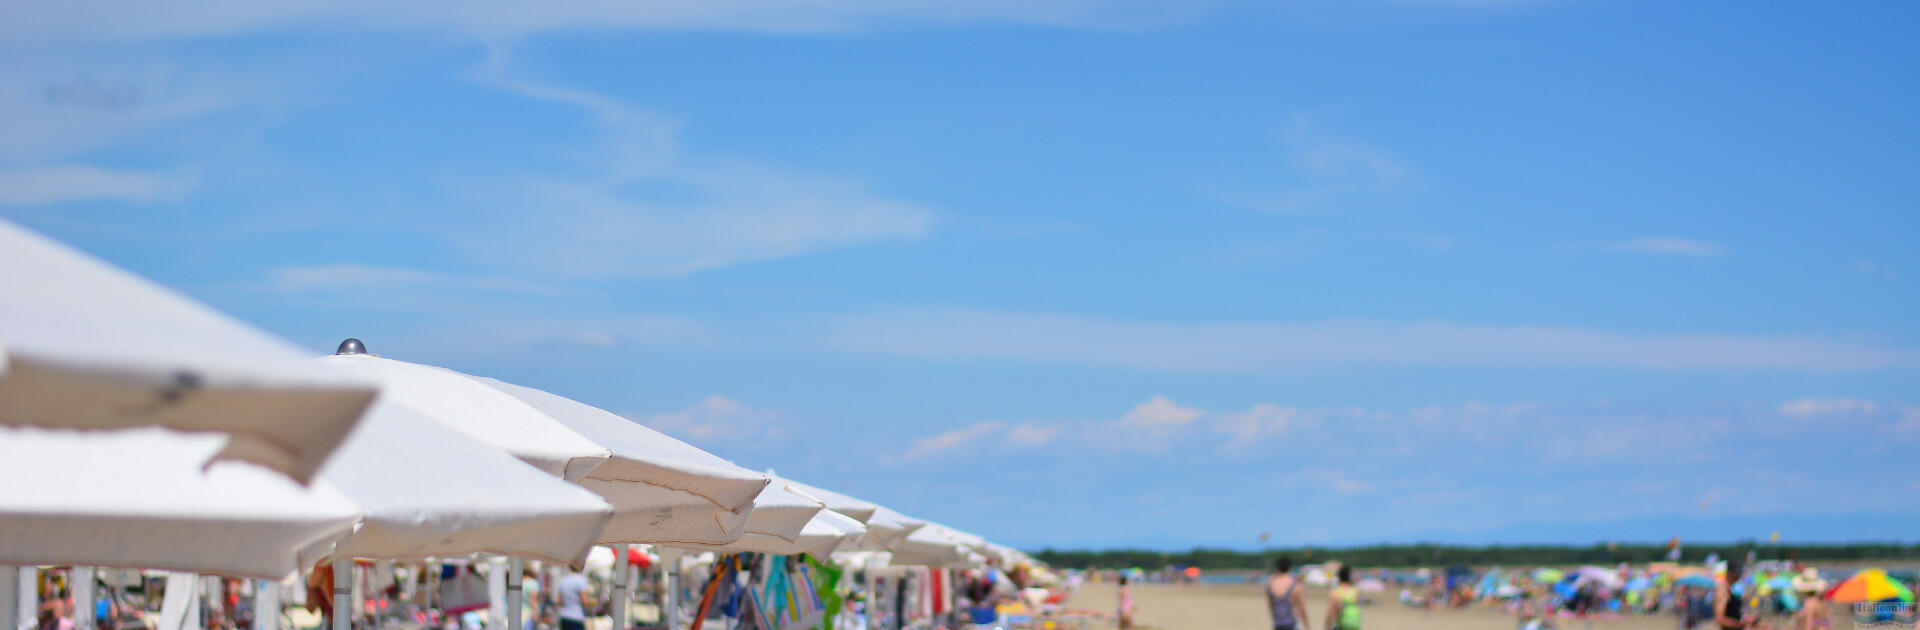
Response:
1714,559,1757,630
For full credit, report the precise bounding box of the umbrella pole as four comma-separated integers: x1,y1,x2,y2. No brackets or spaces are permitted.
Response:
0,565,17,630
662,558,678,630
611,545,628,630
253,578,281,630
74,567,95,630
862,562,877,630
506,559,523,630
333,559,351,630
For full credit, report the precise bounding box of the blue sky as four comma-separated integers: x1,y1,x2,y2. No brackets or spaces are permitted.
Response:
4,1,1918,549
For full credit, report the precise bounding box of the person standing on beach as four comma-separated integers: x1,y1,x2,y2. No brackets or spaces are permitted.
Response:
1117,575,1136,630
555,565,592,630
1714,559,1757,630
1325,566,1362,630
1268,557,1309,630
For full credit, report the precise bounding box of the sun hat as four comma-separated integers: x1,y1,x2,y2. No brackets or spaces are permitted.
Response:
1791,568,1828,593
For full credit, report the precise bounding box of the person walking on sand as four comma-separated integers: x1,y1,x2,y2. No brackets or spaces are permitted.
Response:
1117,575,1136,630
1268,557,1309,630
1326,566,1362,630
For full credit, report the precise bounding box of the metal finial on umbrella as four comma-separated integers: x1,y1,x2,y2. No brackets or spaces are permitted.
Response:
335,338,366,355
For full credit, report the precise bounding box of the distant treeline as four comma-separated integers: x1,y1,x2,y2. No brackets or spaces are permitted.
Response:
1031,542,1920,570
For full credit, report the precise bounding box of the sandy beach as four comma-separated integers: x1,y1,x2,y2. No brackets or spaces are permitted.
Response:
1070,582,1685,630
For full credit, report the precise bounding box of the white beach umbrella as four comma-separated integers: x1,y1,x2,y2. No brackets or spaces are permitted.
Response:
887,523,970,567
682,508,864,557
671,482,824,554
473,378,770,546
322,401,613,564
0,425,359,578
316,348,608,480
775,476,878,524
0,220,377,483
858,506,927,549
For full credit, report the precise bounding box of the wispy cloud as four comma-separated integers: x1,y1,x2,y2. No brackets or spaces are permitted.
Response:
896,421,1007,462
1777,397,1879,418
1206,115,1413,214
0,165,194,204
0,2,1225,45
433,47,934,278
1119,395,1204,427
636,396,786,443
266,264,568,296
817,308,1916,372
1596,236,1728,257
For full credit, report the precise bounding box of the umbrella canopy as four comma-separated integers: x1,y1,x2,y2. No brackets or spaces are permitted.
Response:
1533,568,1565,583
316,351,608,479
322,401,613,564
1675,575,1716,588
776,475,878,524
1576,566,1624,589
0,425,359,578
1825,569,1915,603
862,506,927,548
472,377,770,546
672,482,825,554
689,509,865,557
888,522,974,567
0,220,377,483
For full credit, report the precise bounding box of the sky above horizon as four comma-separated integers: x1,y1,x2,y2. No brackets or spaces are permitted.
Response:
4,1,1917,550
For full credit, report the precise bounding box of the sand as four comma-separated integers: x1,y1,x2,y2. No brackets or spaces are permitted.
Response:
1069,582,1686,630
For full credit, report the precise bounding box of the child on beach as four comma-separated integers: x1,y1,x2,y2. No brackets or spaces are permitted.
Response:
1117,575,1135,630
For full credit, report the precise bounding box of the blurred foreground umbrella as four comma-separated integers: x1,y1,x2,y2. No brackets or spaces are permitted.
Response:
0,220,377,483
0,425,359,578
1825,569,1915,603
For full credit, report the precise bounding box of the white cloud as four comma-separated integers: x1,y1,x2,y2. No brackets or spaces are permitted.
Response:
818,308,1916,372
434,48,934,278
1120,395,1204,427
897,421,1007,462
1777,397,1879,418
1598,237,1728,257
0,165,193,204
1208,115,1412,214
1214,403,1302,441
1005,423,1060,446
636,396,785,443
266,264,567,296
0,1,1216,45
1897,408,1920,435
1277,468,1373,495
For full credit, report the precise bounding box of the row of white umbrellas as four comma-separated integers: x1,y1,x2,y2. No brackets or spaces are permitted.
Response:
0,218,1021,624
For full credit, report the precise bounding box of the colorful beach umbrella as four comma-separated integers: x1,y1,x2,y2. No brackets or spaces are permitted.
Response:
1676,575,1716,588
1825,569,1915,603
1534,568,1565,583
